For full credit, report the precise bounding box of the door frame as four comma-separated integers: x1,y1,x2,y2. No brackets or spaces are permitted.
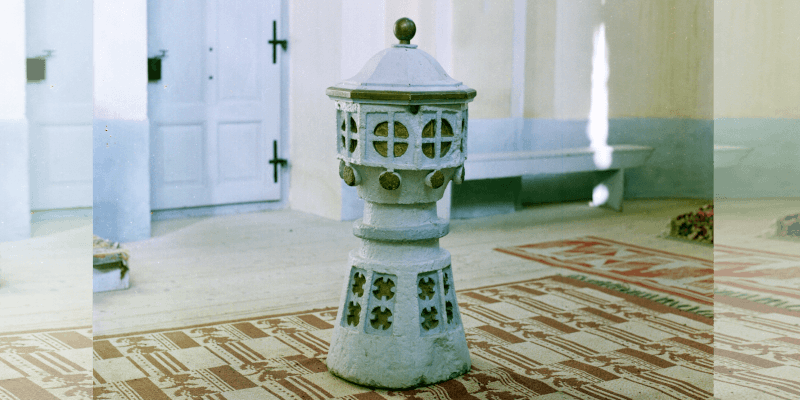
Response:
147,0,290,220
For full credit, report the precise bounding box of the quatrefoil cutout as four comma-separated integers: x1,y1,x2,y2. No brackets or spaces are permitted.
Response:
370,306,393,330
421,306,439,331
443,271,451,295
372,277,395,301
418,276,436,300
351,272,366,297
446,301,454,324
346,302,361,327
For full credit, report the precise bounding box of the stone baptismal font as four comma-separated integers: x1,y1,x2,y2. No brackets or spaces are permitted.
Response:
325,18,477,389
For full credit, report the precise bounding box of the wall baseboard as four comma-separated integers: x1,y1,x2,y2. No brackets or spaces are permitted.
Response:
714,118,800,198
151,201,286,221
31,208,93,222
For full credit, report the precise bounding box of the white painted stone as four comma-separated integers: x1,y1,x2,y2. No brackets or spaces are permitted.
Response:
325,18,474,389
93,267,130,293
93,235,131,293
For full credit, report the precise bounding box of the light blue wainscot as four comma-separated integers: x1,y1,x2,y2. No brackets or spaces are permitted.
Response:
93,118,151,243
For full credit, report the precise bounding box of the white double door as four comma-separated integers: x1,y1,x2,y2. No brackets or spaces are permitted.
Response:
26,0,93,210
148,0,283,210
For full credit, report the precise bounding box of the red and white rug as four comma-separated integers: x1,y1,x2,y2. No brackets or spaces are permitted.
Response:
496,236,714,307
712,244,800,399
5,269,712,399
7,239,799,399
715,244,800,311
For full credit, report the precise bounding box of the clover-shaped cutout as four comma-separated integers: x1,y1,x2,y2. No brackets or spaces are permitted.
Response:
418,276,436,300
421,306,439,331
446,301,454,324
370,306,393,330
346,302,361,326
351,272,366,297
372,277,395,301
443,271,451,295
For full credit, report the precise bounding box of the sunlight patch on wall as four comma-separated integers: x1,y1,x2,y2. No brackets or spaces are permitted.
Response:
588,22,611,169
588,21,612,207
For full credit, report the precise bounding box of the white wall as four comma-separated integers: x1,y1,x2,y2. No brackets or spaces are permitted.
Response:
715,0,800,118
92,0,151,242
0,1,27,121
287,0,344,220
0,0,31,241
93,0,148,121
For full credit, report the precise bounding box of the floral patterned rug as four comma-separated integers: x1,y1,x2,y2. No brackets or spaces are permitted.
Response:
714,244,800,316
0,326,92,399
0,265,717,400
6,239,797,399
86,273,716,400
496,236,714,308
713,244,800,399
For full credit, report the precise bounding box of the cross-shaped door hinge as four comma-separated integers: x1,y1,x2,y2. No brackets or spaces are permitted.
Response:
269,20,287,64
269,140,287,183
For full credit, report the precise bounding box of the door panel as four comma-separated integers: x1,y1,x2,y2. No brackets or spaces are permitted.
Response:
149,0,282,210
159,125,205,185
217,2,261,101
217,122,262,182
26,0,93,210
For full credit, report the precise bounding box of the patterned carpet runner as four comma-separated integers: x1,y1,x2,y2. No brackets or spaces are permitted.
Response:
500,238,800,399
4,238,798,399
496,236,714,308
715,244,800,312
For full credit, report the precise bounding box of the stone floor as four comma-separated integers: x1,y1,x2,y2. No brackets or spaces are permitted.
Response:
0,216,92,333
93,198,718,337
30,215,93,238
5,197,795,337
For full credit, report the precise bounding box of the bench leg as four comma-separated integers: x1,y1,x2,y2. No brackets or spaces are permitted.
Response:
437,183,452,221
596,169,624,212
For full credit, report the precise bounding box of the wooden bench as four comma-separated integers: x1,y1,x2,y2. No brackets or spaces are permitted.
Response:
438,144,655,219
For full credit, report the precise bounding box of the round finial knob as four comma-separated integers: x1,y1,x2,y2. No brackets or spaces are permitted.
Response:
394,18,416,44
